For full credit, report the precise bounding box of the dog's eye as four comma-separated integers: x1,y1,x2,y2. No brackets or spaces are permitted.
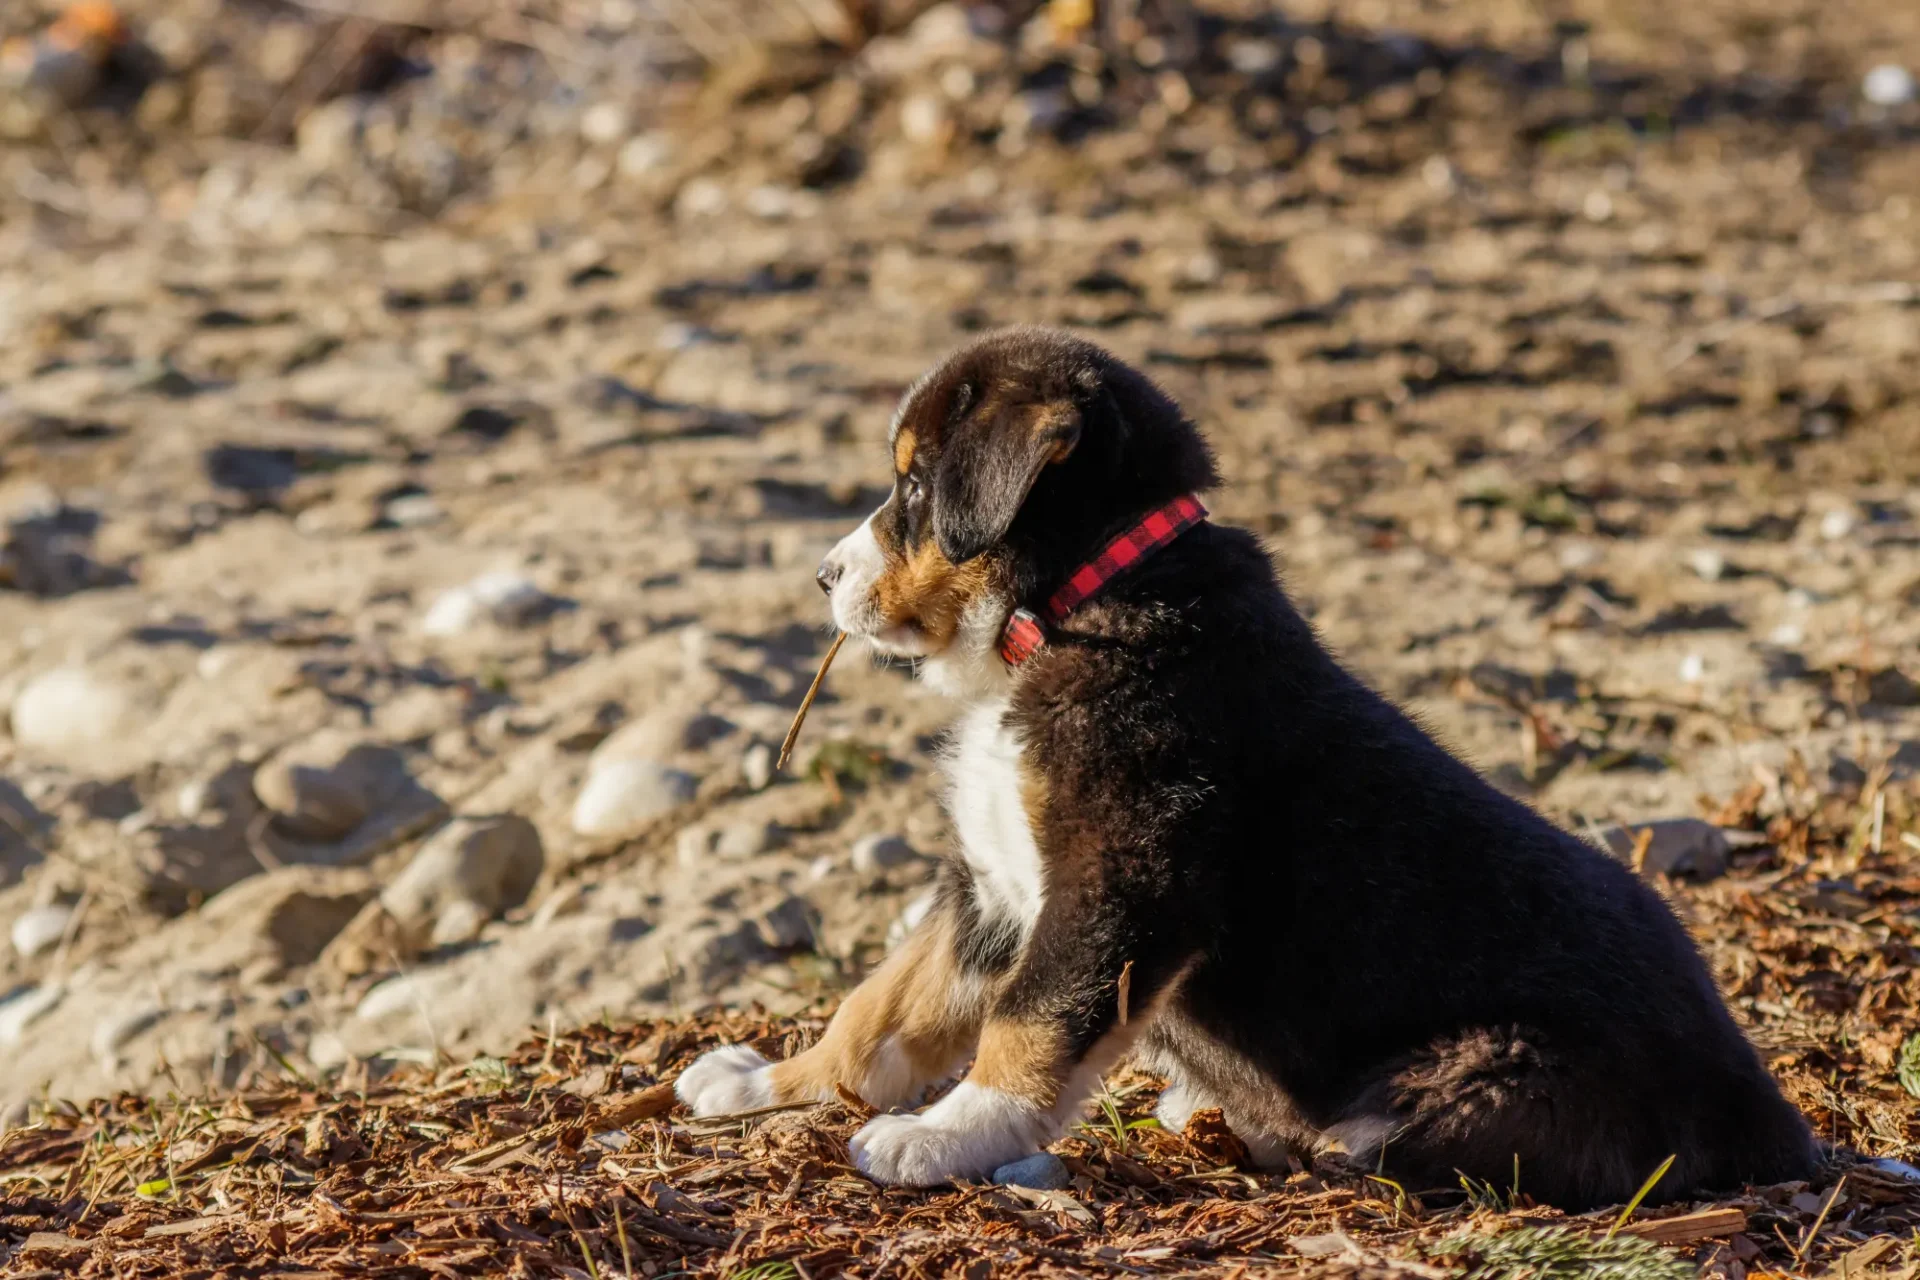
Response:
904,474,925,505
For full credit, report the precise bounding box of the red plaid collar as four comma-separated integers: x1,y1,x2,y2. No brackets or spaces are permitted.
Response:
999,494,1208,667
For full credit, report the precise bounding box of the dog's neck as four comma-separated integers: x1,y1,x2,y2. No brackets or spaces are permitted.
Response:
919,592,1017,701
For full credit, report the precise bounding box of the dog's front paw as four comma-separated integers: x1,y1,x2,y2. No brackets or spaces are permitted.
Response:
849,1084,1044,1187
675,1044,776,1116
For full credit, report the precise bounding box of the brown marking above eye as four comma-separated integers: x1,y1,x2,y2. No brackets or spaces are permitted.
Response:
871,540,994,645
893,427,917,478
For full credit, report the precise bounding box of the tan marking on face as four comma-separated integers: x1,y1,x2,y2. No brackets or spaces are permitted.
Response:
871,539,995,645
766,901,992,1107
969,1019,1067,1108
893,427,917,477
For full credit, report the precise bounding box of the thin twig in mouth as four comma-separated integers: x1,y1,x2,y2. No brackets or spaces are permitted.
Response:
778,630,846,772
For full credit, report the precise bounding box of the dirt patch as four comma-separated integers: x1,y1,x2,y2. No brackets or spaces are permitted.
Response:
0,0,1915,1203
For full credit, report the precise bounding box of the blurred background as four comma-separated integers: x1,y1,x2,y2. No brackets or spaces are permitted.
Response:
0,0,1916,1116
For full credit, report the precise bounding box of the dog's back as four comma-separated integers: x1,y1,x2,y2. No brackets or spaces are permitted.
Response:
1048,519,1816,1207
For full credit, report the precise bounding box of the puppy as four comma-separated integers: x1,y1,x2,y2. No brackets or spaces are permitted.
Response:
677,326,1816,1208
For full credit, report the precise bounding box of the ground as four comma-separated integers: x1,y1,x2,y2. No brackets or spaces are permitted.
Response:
1,0,1919,1274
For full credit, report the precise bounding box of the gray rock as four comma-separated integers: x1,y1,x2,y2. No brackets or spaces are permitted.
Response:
756,895,816,951
381,815,545,948
11,903,74,959
194,865,378,970
715,821,776,859
992,1152,1071,1190
254,730,417,842
572,759,697,837
1591,818,1730,880
852,833,918,874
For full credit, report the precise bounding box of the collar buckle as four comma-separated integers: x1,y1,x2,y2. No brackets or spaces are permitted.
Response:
999,608,1047,667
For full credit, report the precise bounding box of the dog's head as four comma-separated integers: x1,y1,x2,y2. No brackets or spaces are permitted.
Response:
817,327,1218,671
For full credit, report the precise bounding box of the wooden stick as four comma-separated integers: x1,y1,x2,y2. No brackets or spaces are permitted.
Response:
778,632,845,772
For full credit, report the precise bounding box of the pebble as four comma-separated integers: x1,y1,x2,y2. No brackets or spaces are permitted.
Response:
1590,818,1730,880
1819,508,1856,541
852,833,918,874
1678,653,1706,683
1864,64,1917,107
756,896,816,951
1685,548,1726,582
0,984,64,1047
381,815,546,949
384,493,444,527
742,742,776,791
9,666,134,758
92,1004,167,1067
356,973,430,1022
572,759,698,837
886,887,938,951
422,571,548,636
714,821,776,860
992,1152,1071,1190
11,903,73,959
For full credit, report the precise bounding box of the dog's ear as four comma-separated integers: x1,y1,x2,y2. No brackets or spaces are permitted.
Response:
932,399,1081,564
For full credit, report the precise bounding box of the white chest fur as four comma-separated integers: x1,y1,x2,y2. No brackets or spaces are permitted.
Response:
945,698,1045,933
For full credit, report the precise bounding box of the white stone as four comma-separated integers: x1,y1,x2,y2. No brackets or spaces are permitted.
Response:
421,587,483,636
1768,622,1806,647
0,984,64,1046
580,102,629,145
901,94,949,145
742,742,775,791
887,887,938,951
10,667,133,757
715,821,775,859
1820,508,1856,541
572,759,698,837
384,494,443,527
1679,653,1706,683
1686,548,1726,582
852,833,918,874
93,1004,167,1066
618,133,672,177
1864,65,1916,107
177,777,211,820
11,904,73,959
356,973,429,1021
422,572,547,636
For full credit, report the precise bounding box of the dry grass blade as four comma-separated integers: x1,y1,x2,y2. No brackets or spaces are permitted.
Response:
778,631,845,772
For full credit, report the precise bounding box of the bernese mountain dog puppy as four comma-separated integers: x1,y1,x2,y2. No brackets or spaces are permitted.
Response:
676,325,1816,1209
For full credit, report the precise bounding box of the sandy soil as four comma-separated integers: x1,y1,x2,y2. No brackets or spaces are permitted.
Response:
0,0,1915,1125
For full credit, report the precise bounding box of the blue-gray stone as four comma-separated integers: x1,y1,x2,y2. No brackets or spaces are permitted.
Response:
990,1152,1070,1190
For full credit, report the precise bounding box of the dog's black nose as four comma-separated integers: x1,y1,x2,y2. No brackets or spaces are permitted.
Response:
816,559,842,595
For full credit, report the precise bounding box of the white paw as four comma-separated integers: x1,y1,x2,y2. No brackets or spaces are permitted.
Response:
850,1083,1047,1187
1154,1079,1198,1132
675,1044,777,1116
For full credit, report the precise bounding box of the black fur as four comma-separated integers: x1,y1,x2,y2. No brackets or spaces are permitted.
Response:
922,327,1816,1210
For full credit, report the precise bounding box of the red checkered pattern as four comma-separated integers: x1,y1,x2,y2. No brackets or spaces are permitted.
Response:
999,494,1208,667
